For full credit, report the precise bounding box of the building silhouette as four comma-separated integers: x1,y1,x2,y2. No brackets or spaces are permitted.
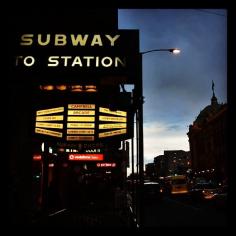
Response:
145,150,190,180
187,82,227,183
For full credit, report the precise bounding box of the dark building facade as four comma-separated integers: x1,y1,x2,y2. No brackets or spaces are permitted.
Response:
163,150,191,176
154,155,166,178
147,150,191,179
187,88,227,183
145,163,156,180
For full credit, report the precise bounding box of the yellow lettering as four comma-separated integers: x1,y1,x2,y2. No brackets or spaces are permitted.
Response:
15,56,23,66
83,56,94,66
105,34,120,46
61,56,72,66
48,56,59,66
115,57,126,67
20,34,33,46
71,34,89,46
71,56,83,67
101,57,112,67
20,33,122,47
38,34,50,46
24,56,35,66
55,34,67,46
95,56,99,67
91,35,102,46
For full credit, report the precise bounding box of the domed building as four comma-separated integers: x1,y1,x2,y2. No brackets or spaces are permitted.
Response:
187,83,227,183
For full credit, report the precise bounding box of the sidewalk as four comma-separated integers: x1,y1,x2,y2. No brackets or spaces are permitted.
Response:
32,201,136,228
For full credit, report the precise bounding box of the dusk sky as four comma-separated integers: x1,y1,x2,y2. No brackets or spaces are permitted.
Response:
118,9,227,166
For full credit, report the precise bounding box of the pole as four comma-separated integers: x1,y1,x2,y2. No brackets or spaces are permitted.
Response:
135,48,178,227
131,137,135,215
137,53,144,228
41,142,49,215
136,111,139,176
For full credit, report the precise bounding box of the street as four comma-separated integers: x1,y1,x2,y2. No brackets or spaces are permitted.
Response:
143,194,228,227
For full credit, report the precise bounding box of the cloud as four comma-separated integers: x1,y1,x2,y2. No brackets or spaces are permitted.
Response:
126,121,189,176
143,121,189,163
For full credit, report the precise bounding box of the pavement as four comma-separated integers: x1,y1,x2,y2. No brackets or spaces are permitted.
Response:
31,201,136,228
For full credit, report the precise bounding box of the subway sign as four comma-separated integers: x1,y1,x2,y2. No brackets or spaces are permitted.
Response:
12,31,140,84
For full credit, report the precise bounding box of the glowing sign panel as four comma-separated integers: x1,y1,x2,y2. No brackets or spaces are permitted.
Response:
34,104,132,141
36,122,63,129
99,123,126,129
66,136,94,141
35,128,63,137
96,163,116,167
99,129,126,138
68,104,95,109
69,154,104,161
36,107,64,115
67,129,94,135
67,123,95,128
68,110,95,115
99,107,126,117
67,116,95,122
33,155,41,161
36,115,64,121
99,116,126,122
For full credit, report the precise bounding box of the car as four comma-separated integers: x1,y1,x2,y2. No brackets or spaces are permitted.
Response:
189,182,218,202
209,185,228,209
164,175,189,195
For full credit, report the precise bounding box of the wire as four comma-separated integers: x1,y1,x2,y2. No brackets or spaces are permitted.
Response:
194,9,226,17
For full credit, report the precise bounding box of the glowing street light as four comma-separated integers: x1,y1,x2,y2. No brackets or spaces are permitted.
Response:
172,48,181,54
141,48,181,55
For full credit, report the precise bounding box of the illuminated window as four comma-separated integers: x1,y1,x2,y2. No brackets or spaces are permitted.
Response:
39,84,97,92
40,85,54,90
85,85,97,92
71,85,83,92
56,85,67,90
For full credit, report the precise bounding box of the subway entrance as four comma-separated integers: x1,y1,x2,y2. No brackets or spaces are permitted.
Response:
9,9,142,228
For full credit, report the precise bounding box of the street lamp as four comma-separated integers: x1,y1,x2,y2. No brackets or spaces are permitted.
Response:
136,47,180,228
141,48,181,55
